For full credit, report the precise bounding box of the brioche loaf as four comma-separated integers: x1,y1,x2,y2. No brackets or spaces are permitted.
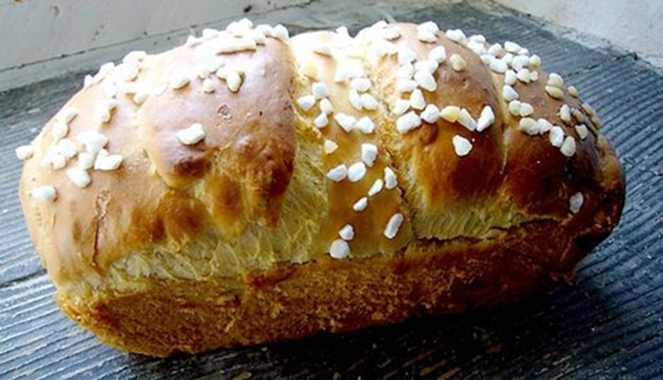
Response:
18,19,624,357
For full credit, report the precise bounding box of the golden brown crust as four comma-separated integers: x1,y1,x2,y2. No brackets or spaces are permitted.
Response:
20,32,300,281
370,24,507,207
19,21,625,356
290,31,413,257
139,37,297,231
57,168,623,357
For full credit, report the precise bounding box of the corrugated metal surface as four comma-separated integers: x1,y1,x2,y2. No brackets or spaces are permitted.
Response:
1,2,662,379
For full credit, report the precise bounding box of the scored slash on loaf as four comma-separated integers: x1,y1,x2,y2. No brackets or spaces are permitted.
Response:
17,17,624,357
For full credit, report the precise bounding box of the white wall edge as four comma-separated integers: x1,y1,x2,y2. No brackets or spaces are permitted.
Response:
1,0,442,91
2,23,217,91
0,0,310,91
495,0,663,69
7,0,656,92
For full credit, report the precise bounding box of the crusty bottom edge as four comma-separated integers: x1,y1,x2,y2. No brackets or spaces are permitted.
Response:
56,205,620,357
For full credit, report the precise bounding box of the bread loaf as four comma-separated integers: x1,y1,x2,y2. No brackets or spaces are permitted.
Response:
18,19,624,357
